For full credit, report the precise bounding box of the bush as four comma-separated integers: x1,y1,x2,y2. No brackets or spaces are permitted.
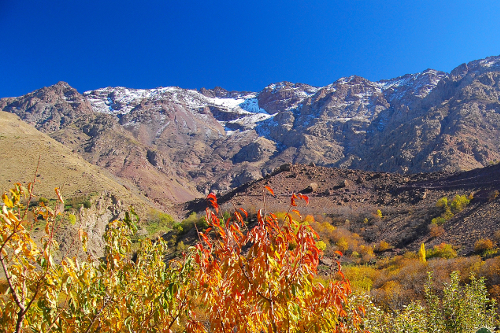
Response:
360,272,498,333
436,197,448,208
475,238,495,254
450,194,471,213
489,190,499,202
336,237,349,252
431,216,447,226
316,240,327,251
145,210,176,236
429,222,445,237
427,243,457,259
376,240,391,252
1,183,363,332
68,213,77,225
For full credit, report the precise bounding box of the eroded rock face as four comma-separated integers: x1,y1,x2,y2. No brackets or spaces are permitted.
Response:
233,138,276,163
257,82,319,114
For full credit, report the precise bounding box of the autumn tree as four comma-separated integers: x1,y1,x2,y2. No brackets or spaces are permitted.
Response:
194,189,365,332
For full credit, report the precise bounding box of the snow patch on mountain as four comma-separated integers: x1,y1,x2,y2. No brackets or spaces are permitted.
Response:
84,86,273,136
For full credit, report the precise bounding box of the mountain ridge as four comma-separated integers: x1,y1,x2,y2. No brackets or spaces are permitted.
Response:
2,54,500,207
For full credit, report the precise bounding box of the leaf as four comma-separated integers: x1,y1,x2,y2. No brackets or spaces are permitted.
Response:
78,229,88,252
334,250,343,256
55,187,64,204
300,194,309,205
206,193,219,213
291,209,301,219
239,207,248,218
2,193,13,208
264,186,275,196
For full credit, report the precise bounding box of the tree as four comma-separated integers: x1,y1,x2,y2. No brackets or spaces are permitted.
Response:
419,243,426,263
1,181,365,332
194,190,365,332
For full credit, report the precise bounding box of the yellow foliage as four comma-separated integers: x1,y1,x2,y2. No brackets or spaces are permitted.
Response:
419,243,426,263
336,237,349,252
376,240,391,252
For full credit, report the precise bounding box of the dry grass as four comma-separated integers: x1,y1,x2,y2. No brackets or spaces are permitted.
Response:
0,111,157,216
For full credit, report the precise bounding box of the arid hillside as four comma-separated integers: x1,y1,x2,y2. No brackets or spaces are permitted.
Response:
184,163,500,256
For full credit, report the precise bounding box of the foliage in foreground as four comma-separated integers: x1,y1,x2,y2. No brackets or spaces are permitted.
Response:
359,271,497,333
0,183,364,332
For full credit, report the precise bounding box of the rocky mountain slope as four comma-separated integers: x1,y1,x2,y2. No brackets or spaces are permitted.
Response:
183,162,500,256
2,55,500,207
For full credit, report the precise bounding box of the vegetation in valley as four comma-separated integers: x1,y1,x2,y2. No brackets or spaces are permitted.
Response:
1,177,500,332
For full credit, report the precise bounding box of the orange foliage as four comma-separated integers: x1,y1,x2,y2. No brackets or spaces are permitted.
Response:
194,190,366,332
429,223,445,238
474,238,494,253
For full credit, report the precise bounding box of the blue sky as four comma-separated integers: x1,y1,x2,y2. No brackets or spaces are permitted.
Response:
1,0,500,97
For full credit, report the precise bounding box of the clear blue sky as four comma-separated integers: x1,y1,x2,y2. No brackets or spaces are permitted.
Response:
1,0,500,98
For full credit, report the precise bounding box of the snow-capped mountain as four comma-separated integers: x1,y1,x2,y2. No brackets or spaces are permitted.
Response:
2,54,500,205
82,68,447,140
84,86,273,135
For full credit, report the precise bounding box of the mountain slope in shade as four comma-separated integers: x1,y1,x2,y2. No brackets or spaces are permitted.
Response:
2,55,500,206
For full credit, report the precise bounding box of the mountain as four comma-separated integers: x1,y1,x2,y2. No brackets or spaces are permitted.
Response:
2,55,500,207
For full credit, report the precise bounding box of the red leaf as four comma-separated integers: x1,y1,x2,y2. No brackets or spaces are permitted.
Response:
200,233,211,248
300,194,309,205
207,193,217,202
334,250,343,256
239,207,248,218
234,211,243,224
264,186,275,196
257,209,264,223
206,193,219,212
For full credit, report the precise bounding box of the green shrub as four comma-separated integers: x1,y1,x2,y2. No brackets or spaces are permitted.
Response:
172,222,183,234
427,243,457,259
64,194,93,211
359,272,498,333
451,194,470,213
145,210,176,236
436,197,448,208
431,216,447,226
431,194,470,227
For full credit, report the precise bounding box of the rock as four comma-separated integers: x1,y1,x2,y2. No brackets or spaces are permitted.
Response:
303,182,319,193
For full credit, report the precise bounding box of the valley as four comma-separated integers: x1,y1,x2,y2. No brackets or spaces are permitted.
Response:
2,55,500,323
